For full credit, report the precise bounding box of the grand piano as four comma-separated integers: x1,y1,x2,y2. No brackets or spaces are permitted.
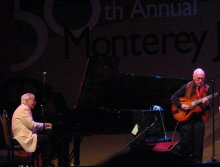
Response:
73,56,188,134
73,74,188,133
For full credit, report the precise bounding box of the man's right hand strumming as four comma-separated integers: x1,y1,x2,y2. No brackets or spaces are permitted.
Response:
181,104,189,110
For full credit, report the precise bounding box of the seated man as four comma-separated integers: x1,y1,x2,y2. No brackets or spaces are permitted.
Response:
12,93,58,167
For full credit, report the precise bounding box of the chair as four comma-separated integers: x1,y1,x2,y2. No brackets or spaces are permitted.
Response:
0,110,41,167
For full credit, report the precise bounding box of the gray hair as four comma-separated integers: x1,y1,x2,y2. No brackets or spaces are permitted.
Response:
193,68,205,77
21,93,35,104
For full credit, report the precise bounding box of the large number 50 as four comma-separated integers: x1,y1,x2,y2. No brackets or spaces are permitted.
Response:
12,0,100,72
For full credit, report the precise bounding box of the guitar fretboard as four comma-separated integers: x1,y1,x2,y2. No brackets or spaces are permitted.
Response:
193,92,218,106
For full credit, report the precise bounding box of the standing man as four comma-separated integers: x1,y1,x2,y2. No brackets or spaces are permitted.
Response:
171,68,211,163
12,93,59,167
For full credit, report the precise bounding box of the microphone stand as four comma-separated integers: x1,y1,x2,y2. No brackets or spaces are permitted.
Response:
41,72,47,142
210,79,216,162
207,74,220,163
122,117,158,151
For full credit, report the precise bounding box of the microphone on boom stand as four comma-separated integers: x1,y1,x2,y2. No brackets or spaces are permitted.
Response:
206,75,220,164
41,72,47,136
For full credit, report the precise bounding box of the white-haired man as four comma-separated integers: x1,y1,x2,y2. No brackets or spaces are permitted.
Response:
12,93,58,167
171,68,211,163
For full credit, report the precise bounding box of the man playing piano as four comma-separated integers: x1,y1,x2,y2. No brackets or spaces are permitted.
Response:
12,93,59,167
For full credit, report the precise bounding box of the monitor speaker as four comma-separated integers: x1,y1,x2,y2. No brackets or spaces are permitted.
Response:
153,141,189,158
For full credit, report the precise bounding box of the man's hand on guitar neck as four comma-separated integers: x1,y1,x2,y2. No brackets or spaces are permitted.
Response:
181,104,190,110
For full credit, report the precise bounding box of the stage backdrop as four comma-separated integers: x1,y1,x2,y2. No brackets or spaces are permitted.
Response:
1,0,220,162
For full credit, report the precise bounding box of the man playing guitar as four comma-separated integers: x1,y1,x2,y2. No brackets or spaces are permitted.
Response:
171,68,211,163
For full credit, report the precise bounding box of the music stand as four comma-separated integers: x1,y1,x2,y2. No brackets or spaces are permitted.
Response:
122,106,171,150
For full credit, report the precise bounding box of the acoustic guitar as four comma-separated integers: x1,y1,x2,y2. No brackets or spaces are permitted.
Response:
172,92,218,122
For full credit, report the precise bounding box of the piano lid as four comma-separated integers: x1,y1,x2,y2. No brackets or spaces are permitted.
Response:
77,74,188,110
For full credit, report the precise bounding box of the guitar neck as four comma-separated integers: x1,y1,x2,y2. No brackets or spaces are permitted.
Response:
194,92,218,105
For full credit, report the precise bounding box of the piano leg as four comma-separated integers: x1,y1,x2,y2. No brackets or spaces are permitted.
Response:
57,138,70,167
69,136,82,166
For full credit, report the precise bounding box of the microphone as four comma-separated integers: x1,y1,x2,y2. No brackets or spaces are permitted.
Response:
43,72,47,83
